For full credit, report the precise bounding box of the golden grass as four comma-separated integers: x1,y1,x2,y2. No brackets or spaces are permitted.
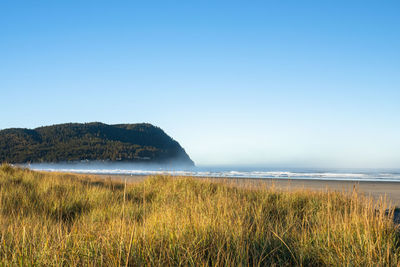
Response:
0,164,399,266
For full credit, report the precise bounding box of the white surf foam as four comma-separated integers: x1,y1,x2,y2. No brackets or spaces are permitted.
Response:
27,165,400,182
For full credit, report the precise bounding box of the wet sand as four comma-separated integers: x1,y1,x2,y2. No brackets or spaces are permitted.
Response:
92,174,400,207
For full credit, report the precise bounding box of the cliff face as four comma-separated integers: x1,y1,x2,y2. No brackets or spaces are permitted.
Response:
0,122,194,166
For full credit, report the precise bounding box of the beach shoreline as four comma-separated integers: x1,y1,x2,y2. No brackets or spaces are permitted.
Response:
82,173,400,206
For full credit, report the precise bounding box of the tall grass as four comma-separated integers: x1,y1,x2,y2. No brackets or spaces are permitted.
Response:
0,164,399,266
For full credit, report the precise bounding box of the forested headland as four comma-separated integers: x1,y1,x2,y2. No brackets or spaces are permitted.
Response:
0,122,194,165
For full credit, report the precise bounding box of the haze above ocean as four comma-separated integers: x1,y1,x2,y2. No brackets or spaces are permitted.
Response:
22,162,400,182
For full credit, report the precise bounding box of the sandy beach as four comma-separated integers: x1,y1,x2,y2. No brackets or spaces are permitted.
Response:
91,174,400,207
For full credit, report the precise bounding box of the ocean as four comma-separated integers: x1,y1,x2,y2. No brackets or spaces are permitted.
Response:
23,162,400,182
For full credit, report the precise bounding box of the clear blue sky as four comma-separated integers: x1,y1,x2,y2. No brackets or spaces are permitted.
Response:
1,1,399,168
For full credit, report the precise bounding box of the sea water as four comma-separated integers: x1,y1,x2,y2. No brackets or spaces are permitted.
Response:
23,162,400,182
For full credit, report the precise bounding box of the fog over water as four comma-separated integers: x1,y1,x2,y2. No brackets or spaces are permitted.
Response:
23,162,400,182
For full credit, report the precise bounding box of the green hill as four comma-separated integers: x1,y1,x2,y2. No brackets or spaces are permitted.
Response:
0,122,194,165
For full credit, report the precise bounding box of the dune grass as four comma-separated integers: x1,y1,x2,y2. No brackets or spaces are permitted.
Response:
0,164,399,266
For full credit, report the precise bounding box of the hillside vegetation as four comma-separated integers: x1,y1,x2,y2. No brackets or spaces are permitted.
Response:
0,122,194,165
0,165,399,266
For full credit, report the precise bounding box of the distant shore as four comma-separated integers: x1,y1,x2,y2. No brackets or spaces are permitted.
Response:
89,173,400,206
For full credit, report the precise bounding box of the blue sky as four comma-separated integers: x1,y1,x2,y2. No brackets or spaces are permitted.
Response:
1,1,399,167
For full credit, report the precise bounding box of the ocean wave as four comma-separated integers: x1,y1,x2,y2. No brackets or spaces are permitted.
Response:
27,165,400,182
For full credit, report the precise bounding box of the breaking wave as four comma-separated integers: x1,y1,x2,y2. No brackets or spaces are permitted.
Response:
22,162,400,182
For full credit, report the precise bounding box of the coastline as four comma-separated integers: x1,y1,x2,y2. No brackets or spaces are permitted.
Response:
84,173,400,206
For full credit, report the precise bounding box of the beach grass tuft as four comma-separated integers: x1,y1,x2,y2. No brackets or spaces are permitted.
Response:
0,164,399,265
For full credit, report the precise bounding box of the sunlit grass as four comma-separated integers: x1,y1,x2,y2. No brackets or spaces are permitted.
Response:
0,164,399,266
